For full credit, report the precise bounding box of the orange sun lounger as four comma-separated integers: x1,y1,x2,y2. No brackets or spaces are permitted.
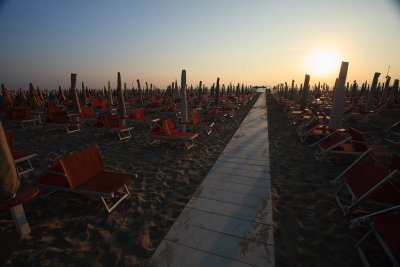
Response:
180,110,214,135
5,131,37,176
0,185,40,236
333,149,400,215
351,205,400,267
94,114,134,141
36,145,134,213
151,118,199,149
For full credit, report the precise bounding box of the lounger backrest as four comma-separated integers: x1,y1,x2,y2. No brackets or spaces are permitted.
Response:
60,145,105,189
108,115,120,127
136,109,145,120
47,101,61,113
98,102,109,110
391,153,400,171
7,108,28,120
349,128,368,151
162,119,177,135
371,211,400,262
81,107,94,118
191,111,200,125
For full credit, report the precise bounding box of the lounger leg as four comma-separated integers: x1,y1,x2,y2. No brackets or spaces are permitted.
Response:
184,139,195,150
16,159,35,176
117,130,131,141
10,204,31,236
101,186,131,213
355,229,373,267
67,124,80,134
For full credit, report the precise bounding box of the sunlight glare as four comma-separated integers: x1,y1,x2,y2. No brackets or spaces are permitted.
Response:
306,48,341,76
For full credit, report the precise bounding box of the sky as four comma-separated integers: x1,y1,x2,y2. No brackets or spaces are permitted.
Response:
0,0,400,90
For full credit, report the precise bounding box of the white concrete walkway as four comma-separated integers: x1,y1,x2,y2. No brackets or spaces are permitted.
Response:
151,94,274,267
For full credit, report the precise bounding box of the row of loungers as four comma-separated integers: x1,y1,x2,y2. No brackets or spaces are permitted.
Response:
273,93,400,267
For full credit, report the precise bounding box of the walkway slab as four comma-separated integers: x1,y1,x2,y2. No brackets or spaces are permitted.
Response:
152,93,274,267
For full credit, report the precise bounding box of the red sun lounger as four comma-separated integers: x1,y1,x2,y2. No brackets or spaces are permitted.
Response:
334,149,400,215
5,131,37,176
351,205,400,267
314,128,368,161
0,185,40,236
94,114,134,141
180,110,214,135
36,145,134,213
150,118,199,150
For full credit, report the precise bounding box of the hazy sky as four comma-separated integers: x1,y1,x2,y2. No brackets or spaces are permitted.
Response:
1,0,399,90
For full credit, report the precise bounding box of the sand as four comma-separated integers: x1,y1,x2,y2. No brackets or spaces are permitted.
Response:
2,92,399,267
267,94,399,267
0,95,259,266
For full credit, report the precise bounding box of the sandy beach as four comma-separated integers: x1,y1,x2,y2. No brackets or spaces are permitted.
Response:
0,95,259,266
1,92,399,266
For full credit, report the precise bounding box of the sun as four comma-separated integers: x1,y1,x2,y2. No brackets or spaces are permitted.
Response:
306,48,342,76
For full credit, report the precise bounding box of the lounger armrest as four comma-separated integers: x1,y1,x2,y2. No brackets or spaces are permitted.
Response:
350,204,400,228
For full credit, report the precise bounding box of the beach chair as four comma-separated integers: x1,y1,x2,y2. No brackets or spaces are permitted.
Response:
94,114,134,140
127,108,159,127
297,117,327,142
201,106,228,122
333,149,400,215
150,118,199,149
0,185,40,236
46,110,81,133
181,110,214,135
5,131,37,176
386,121,400,145
36,145,133,213
314,128,368,161
6,107,39,128
350,205,400,267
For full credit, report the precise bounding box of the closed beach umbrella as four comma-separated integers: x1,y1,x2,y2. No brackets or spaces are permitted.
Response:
71,73,81,114
117,72,127,120
365,72,380,111
328,61,349,130
0,121,20,201
180,69,188,122
299,74,310,110
380,76,391,103
214,78,220,106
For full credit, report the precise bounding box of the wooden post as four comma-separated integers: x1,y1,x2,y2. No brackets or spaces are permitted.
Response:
328,62,349,130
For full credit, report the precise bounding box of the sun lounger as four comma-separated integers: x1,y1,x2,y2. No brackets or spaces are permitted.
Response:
350,205,400,267
181,110,214,135
94,114,134,140
386,121,400,145
314,128,368,161
36,145,133,213
5,131,37,176
150,118,199,149
333,149,400,215
126,108,159,127
0,185,40,236
201,106,228,122
46,110,81,133
6,107,39,128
